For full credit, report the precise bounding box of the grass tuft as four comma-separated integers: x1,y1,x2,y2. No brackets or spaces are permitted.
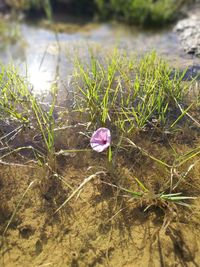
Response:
0,64,57,159
73,51,190,135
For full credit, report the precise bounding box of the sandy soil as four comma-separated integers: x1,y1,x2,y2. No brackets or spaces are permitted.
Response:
1,151,200,267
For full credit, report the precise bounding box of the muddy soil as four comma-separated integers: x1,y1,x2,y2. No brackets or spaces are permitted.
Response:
1,132,200,267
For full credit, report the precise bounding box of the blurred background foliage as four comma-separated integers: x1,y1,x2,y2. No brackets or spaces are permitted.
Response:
4,0,193,26
95,0,186,26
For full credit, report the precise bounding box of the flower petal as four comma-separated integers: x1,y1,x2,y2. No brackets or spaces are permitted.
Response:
90,127,111,152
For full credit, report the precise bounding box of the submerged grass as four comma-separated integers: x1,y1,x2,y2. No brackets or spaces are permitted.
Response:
0,50,200,231
62,49,200,214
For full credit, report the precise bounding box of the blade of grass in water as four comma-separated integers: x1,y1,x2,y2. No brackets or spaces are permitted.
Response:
126,138,171,168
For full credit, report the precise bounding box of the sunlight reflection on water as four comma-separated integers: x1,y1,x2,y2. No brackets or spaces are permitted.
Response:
0,20,199,96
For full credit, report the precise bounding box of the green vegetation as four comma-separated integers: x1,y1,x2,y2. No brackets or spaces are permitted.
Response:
5,0,187,26
0,18,20,45
6,0,52,19
0,65,56,157
74,51,190,133
95,0,185,26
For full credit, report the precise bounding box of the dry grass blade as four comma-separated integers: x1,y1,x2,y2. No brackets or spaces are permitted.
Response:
54,171,106,214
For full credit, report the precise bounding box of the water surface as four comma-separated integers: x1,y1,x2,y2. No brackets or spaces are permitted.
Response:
0,17,199,95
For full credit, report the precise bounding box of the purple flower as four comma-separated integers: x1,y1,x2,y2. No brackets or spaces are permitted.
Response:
90,128,111,152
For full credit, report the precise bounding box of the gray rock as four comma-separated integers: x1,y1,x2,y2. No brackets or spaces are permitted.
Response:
175,14,200,56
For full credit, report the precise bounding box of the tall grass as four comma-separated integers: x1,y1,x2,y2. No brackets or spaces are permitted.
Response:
74,51,190,134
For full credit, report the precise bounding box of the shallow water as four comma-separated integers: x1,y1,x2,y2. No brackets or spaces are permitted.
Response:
1,14,200,267
0,16,199,95
1,132,200,267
